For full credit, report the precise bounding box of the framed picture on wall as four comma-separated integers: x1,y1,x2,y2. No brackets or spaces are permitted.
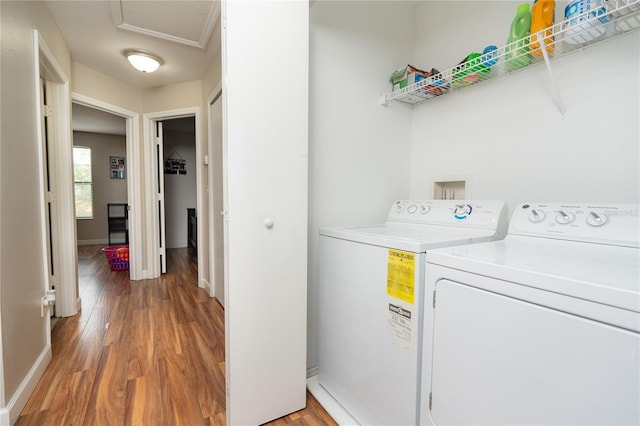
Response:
110,156,125,179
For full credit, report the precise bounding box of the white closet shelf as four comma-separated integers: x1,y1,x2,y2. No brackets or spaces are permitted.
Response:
380,0,640,106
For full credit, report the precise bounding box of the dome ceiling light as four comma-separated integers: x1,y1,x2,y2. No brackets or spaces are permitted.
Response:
124,49,163,73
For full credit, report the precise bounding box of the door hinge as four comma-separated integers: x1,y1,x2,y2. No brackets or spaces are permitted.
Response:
46,191,56,203
433,290,436,308
42,105,53,118
429,392,433,410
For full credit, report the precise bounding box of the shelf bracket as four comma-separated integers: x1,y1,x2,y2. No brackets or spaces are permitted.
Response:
538,32,566,115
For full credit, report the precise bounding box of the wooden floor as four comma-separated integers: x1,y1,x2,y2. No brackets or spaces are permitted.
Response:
16,245,336,426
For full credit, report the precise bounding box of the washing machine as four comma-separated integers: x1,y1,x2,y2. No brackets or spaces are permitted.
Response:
421,202,640,425
317,200,508,425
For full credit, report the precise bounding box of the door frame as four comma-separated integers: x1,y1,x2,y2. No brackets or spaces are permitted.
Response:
207,83,224,301
34,30,76,319
143,108,204,283
71,93,142,281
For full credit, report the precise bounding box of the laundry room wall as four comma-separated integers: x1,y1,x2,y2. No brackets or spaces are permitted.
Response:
308,1,417,371
408,1,640,211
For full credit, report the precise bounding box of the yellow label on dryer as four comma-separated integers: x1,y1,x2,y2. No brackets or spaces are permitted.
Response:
387,249,415,304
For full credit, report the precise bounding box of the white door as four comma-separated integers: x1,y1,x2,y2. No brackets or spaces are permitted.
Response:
222,0,308,424
155,121,167,274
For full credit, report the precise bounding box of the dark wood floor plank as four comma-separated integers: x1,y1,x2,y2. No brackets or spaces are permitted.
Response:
124,374,164,426
179,321,226,418
46,368,95,425
158,352,206,426
84,342,129,425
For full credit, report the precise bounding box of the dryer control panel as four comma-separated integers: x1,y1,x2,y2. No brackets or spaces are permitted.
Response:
510,203,640,247
387,200,508,233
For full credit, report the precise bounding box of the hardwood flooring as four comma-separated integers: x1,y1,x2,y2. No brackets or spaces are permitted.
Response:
16,245,336,426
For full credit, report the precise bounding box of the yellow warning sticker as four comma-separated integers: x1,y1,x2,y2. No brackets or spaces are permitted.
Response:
387,249,415,304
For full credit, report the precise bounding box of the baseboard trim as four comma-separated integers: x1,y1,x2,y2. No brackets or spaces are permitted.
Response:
1,344,52,425
201,278,212,295
306,375,358,426
166,241,188,249
77,238,108,246
306,366,318,378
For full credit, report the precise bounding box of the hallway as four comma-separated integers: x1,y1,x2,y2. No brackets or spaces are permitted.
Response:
16,245,335,425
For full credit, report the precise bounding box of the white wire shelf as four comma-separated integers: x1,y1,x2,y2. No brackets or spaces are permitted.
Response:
380,0,640,106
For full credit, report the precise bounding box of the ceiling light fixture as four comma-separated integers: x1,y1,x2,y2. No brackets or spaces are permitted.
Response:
124,49,163,73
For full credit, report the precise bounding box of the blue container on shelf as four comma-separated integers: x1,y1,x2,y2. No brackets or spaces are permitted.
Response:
564,0,610,45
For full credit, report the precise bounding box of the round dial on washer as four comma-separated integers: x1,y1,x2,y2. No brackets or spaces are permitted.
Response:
454,204,472,219
528,209,545,223
586,211,609,227
555,210,575,224
407,204,418,214
420,204,431,214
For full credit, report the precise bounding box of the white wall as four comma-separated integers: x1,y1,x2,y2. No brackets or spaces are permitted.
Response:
0,0,70,419
308,1,417,371
409,2,640,210
163,127,197,249
74,131,128,244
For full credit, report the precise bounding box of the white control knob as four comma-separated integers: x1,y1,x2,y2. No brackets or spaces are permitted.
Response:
529,209,545,223
407,204,418,214
420,204,431,214
555,210,575,224
264,218,274,229
586,211,608,227
395,202,404,213
454,204,472,219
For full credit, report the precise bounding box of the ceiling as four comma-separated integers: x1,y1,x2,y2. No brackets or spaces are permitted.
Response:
46,0,219,134
46,0,221,90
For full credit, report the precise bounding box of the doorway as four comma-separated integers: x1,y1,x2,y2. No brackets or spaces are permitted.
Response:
72,102,129,296
161,116,198,273
143,108,206,287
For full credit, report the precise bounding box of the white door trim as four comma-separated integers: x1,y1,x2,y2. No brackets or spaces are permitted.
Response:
207,83,223,301
142,108,203,282
34,30,77,319
71,93,143,281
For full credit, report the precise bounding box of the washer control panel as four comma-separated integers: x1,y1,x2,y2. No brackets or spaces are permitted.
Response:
387,200,507,232
510,203,639,247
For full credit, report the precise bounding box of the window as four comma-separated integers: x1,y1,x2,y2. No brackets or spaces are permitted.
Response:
73,146,93,219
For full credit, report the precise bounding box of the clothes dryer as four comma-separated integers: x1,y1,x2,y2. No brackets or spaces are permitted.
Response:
318,200,508,425
422,202,640,425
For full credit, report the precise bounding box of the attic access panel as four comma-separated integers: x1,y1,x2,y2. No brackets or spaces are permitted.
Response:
110,0,219,49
